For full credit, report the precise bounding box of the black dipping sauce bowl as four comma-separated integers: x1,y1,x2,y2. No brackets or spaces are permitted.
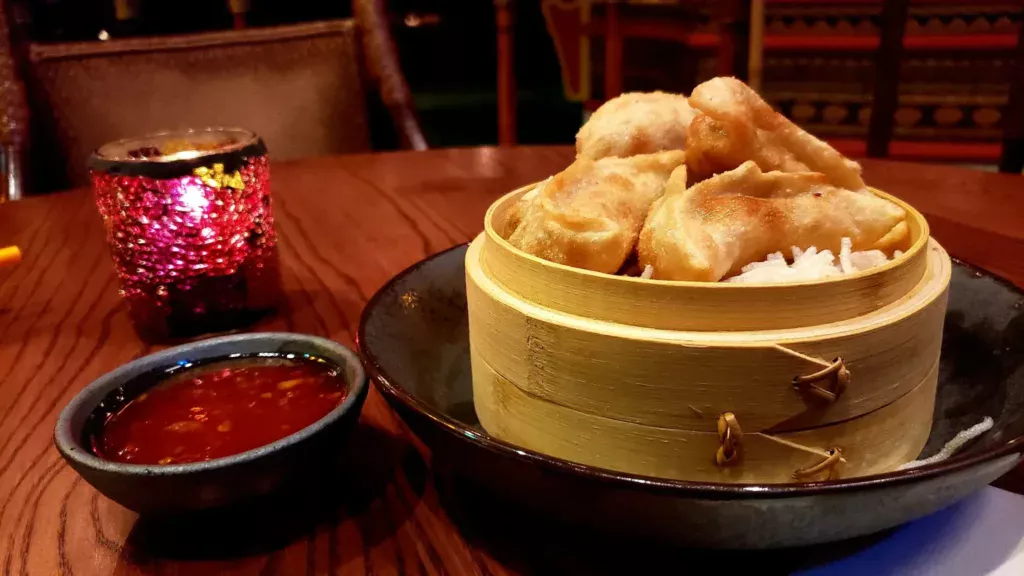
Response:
54,333,367,515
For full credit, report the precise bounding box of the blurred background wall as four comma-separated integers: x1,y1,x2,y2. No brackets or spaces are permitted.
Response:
5,1,1023,164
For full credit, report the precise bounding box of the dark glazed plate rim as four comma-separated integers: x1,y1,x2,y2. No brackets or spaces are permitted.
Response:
357,243,1024,500
54,332,367,476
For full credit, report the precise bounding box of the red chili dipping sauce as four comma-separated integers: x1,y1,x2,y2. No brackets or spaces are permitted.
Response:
89,355,347,465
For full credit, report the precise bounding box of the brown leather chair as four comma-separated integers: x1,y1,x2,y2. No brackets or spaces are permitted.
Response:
0,0,425,197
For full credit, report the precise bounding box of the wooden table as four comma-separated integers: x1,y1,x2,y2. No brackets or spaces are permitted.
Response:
0,147,1022,575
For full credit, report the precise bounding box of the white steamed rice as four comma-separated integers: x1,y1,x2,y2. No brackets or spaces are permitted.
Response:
726,238,894,284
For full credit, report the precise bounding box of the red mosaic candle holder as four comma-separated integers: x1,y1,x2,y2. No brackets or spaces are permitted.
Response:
90,128,282,342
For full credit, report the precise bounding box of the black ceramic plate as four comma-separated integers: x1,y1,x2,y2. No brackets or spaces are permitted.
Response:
358,245,1024,548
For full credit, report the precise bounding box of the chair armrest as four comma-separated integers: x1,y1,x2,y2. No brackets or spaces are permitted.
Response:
0,143,22,201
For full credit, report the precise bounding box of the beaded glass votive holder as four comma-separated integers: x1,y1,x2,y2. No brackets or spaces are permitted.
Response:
90,128,282,342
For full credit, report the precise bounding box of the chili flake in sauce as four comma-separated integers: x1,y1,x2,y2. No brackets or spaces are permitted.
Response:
89,355,347,465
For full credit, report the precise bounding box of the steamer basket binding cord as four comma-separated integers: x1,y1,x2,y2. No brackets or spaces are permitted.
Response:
465,77,955,484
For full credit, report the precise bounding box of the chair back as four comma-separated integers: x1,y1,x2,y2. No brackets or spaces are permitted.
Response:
27,20,374,190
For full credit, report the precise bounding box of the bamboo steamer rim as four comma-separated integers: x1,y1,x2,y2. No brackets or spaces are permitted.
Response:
484,184,929,289
467,236,951,346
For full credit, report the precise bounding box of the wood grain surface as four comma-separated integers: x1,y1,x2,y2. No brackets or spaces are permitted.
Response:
0,146,1022,575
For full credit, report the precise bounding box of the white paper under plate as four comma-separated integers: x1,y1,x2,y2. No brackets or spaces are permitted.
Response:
798,487,1024,575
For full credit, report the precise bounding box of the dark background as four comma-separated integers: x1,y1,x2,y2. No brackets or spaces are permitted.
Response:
11,0,583,147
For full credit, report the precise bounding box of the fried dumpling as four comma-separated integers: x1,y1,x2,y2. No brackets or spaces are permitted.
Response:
576,92,697,160
638,161,907,281
686,77,865,190
507,151,686,274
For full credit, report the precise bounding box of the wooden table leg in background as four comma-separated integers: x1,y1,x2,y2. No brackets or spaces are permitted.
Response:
998,13,1024,173
227,0,251,29
867,0,910,159
747,0,764,92
496,0,517,145
603,0,623,100
716,0,751,80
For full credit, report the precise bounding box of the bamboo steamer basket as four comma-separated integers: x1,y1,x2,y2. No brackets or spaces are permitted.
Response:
481,186,931,331
467,184,952,483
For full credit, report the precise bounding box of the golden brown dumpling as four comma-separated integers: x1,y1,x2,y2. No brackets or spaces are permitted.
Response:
576,92,697,160
638,161,907,281
686,77,865,190
507,151,686,274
